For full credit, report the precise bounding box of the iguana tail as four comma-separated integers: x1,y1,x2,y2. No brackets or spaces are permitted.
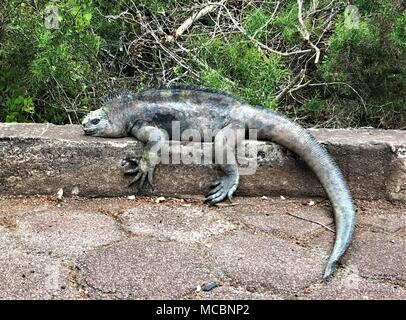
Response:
252,108,356,279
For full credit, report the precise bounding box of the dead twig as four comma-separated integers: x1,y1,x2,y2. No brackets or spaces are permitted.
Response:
223,4,312,57
285,211,335,233
275,69,306,102
297,0,321,63
251,1,280,40
175,42,237,86
308,82,367,111
289,80,312,94
174,0,227,39
96,8,130,21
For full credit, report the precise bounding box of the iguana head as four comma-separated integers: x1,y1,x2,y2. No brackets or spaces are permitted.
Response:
82,108,126,137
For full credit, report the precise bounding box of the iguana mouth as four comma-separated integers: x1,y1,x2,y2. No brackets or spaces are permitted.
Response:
84,128,97,135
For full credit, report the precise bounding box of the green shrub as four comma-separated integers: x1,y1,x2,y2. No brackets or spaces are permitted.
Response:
317,0,406,126
0,0,136,123
272,2,299,44
201,69,236,93
0,0,103,122
244,9,270,41
302,96,323,113
0,0,405,128
194,35,289,108
139,0,168,14
319,19,379,85
390,12,406,48
4,96,35,122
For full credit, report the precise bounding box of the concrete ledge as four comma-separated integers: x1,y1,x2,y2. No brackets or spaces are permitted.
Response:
0,123,405,201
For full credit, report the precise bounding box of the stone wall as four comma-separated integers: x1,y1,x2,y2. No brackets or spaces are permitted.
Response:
0,123,405,201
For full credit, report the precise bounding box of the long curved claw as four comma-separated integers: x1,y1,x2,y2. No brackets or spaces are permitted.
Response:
128,172,143,187
122,157,138,166
125,156,156,191
147,167,155,188
205,190,227,205
139,173,147,190
206,183,222,196
204,189,223,203
210,180,221,187
207,192,227,206
138,167,156,191
204,176,237,206
124,168,139,175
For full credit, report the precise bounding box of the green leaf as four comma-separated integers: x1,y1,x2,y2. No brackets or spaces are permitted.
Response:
83,12,92,25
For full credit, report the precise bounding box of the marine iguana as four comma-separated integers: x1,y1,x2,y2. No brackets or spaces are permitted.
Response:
81,86,356,279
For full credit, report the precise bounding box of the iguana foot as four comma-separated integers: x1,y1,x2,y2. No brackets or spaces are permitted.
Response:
204,175,238,206
123,157,155,190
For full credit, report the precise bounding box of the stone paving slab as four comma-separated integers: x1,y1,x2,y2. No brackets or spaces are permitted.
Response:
205,231,326,294
120,203,236,242
15,209,126,258
359,214,406,233
227,198,333,239
0,225,15,251
0,195,404,300
299,268,406,300
77,237,214,299
0,250,78,300
345,231,406,282
309,210,406,284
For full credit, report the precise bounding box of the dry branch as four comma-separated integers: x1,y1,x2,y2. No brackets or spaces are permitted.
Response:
308,82,367,110
222,4,312,57
297,0,321,63
174,0,227,39
285,212,335,233
275,69,306,102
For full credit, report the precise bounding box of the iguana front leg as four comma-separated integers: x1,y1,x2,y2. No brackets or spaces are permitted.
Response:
205,124,241,205
125,125,167,190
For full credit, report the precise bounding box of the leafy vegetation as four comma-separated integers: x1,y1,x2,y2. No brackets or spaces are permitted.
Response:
0,0,405,128
196,35,288,108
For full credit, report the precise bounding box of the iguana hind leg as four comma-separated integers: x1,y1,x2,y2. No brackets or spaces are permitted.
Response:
205,123,242,205
205,164,239,205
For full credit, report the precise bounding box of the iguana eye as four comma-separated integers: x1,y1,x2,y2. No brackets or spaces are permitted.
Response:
91,118,100,125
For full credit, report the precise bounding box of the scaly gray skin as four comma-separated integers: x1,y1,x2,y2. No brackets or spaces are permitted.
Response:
82,86,356,280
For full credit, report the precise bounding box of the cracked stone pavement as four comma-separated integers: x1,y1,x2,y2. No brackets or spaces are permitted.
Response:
0,195,405,300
